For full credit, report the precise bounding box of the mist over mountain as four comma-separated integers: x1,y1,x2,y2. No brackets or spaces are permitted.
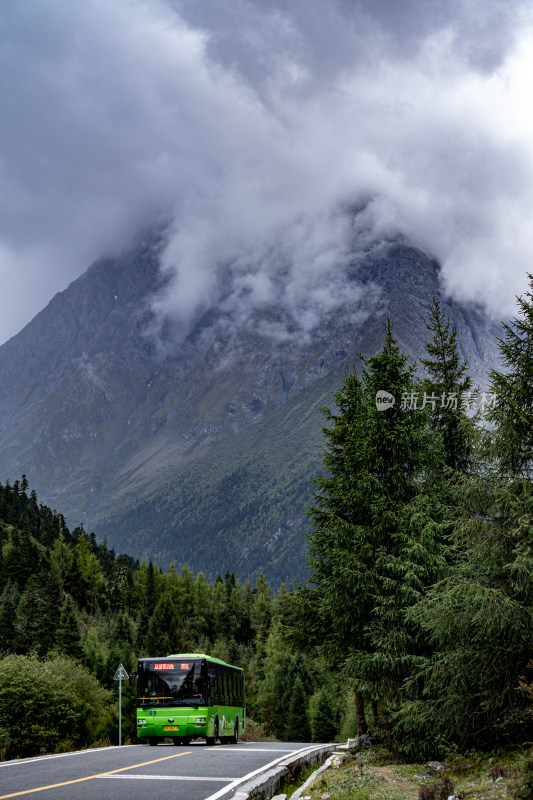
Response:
0,221,502,583
1,0,532,346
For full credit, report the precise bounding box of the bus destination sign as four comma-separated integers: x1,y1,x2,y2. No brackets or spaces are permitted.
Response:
153,663,174,670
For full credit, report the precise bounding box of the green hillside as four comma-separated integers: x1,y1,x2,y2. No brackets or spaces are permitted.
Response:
94,363,353,585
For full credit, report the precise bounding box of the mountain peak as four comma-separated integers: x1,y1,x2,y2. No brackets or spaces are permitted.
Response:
0,234,502,582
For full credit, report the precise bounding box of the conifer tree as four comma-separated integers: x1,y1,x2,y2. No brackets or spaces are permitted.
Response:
280,656,314,723
0,584,17,655
110,560,134,613
2,528,39,589
56,594,83,661
284,676,311,742
250,573,272,643
311,689,337,743
398,279,533,755
401,475,533,755
300,320,448,733
38,552,63,652
487,273,533,477
191,571,214,642
145,593,183,655
75,533,107,612
15,574,55,657
83,627,107,684
420,296,476,472
137,558,156,652
113,611,135,647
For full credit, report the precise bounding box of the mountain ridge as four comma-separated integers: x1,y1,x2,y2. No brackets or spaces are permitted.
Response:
0,227,503,582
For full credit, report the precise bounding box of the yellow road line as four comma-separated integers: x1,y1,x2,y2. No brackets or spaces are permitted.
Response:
0,750,192,799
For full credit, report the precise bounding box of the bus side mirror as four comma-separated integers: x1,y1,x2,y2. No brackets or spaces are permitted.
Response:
129,673,137,687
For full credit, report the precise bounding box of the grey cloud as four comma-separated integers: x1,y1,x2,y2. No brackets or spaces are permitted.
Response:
173,0,524,94
0,0,532,345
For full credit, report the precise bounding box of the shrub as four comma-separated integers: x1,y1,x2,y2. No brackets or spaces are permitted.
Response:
512,759,533,800
0,654,112,758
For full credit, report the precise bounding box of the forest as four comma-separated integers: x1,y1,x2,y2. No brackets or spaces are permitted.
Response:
0,275,532,761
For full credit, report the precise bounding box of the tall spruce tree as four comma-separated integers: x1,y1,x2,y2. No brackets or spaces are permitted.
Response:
300,320,448,734
420,296,475,472
487,273,533,477
398,279,533,756
145,592,183,655
14,559,61,659
137,558,157,652
56,594,83,661
311,689,337,743
284,676,311,742
0,584,17,655
401,475,533,756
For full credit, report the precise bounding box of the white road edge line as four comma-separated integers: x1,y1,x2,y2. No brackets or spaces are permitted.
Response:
203,745,326,800
0,745,137,768
201,748,296,753
97,775,239,782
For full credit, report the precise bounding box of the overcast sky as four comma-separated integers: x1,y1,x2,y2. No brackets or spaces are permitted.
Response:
1,0,533,345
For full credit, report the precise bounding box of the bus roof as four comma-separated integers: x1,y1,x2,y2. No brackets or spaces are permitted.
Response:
138,653,243,671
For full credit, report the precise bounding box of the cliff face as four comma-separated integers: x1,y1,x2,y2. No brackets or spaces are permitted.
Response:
0,229,502,583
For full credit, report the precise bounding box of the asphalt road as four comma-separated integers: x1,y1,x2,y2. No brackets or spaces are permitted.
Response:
0,741,314,800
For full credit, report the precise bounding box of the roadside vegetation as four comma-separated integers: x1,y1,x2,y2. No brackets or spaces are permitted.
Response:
286,746,533,800
1,275,532,762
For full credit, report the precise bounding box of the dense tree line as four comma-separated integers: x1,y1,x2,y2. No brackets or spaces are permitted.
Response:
287,285,533,758
1,278,532,760
0,479,330,756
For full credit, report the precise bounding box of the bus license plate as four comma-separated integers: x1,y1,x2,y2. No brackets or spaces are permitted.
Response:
164,726,178,731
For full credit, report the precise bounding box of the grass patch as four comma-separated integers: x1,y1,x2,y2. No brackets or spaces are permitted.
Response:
280,763,323,798
297,746,533,800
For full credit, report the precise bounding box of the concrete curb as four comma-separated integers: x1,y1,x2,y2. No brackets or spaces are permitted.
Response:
231,743,339,800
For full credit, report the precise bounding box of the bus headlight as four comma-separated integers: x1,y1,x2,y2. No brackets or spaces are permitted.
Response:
195,717,206,724
138,719,146,725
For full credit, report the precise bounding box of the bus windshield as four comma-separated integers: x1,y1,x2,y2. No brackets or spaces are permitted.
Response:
138,659,206,707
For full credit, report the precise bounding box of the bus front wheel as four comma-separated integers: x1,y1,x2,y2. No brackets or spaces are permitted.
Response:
149,737,158,746
231,719,239,745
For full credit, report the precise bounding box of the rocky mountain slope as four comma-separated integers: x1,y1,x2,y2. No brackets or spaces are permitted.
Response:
0,228,503,583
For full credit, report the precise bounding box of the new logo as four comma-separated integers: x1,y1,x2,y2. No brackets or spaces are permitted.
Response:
375,390,395,411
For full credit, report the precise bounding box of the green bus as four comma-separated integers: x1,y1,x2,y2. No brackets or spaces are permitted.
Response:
131,653,245,746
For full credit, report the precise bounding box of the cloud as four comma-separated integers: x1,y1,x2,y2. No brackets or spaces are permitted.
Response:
0,0,532,344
